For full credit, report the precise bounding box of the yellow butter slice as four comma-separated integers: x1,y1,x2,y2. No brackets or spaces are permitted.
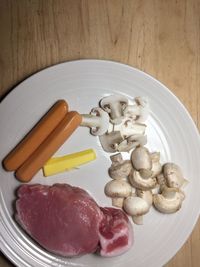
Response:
43,149,96,177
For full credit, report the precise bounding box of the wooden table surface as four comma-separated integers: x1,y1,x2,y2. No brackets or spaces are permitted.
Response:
0,0,199,266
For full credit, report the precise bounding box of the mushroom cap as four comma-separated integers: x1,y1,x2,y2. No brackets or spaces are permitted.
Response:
123,196,150,216
109,160,133,179
131,146,152,170
163,162,185,188
129,169,157,190
104,180,132,198
90,107,110,136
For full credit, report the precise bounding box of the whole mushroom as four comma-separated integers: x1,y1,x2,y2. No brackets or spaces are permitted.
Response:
100,95,128,125
104,180,132,208
150,152,162,177
123,196,150,225
163,163,188,188
131,146,152,178
153,186,185,214
129,169,157,190
109,153,132,180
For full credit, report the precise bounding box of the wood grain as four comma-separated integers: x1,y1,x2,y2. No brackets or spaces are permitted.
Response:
0,0,199,266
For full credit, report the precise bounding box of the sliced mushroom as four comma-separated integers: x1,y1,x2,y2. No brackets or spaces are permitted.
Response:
123,96,149,123
99,131,124,152
81,107,110,136
129,169,157,190
163,163,188,188
153,186,184,214
117,134,147,152
109,154,132,179
131,146,152,172
104,180,132,208
113,118,146,138
100,95,128,125
123,196,150,225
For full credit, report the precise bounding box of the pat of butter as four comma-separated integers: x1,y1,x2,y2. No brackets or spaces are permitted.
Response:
43,149,96,177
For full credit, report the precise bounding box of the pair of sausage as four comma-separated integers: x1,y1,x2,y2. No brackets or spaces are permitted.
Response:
3,100,82,182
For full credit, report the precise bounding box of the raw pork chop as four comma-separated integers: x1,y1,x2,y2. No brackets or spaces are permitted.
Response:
16,184,102,257
15,183,133,257
99,207,133,257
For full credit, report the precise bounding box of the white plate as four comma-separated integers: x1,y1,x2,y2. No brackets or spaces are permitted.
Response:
0,60,200,267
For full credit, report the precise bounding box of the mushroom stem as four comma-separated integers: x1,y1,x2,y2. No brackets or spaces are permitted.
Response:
81,114,101,127
132,215,143,225
113,121,146,138
112,197,124,208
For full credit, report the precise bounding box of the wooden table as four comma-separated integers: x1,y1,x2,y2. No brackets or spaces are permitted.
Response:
0,1,199,266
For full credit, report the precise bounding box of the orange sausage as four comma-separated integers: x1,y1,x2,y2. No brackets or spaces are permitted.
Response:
3,100,68,171
15,111,82,182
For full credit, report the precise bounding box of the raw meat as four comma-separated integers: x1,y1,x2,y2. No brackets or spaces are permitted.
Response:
15,183,133,257
99,207,133,257
16,184,102,257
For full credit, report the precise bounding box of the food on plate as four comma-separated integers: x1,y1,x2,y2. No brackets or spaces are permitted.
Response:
98,207,133,257
3,100,68,171
153,186,185,214
105,150,188,225
100,94,129,124
104,180,132,208
123,196,150,225
123,96,149,123
162,162,188,188
15,111,82,182
108,153,132,180
15,183,133,257
43,149,96,176
80,107,110,136
99,95,148,152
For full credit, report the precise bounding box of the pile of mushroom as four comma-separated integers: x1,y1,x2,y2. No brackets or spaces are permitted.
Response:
80,95,149,152
80,94,188,225
104,148,188,225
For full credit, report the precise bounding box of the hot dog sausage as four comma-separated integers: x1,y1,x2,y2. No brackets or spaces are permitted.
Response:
3,100,68,171
15,111,82,182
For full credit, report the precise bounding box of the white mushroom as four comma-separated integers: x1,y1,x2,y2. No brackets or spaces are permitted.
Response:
129,169,157,190
163,163,188,188
150,152,162,177
123,96,149,123
99,131,124,152
100,95,128,125
81,107,110,136
123,196,150,225
113,118,146,138
156,173,166,187
153,186,184,214
109,153,132,179
136,189,153,207
104,180,132,208
117,134,147,152
131,146,152,177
